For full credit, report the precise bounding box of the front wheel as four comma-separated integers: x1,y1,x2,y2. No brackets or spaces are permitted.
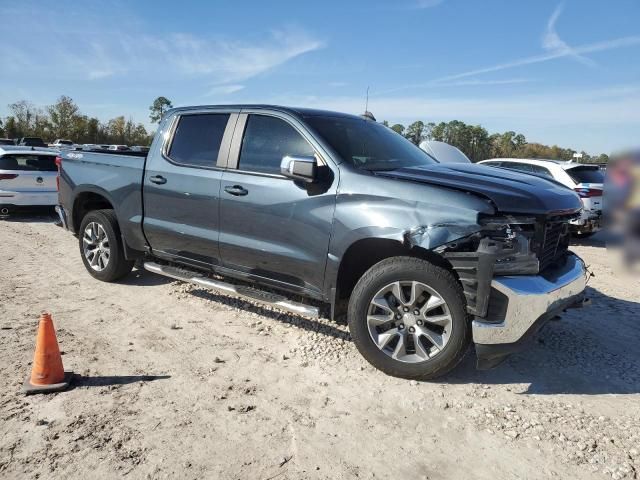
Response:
78,209,134,282
348,256,470,380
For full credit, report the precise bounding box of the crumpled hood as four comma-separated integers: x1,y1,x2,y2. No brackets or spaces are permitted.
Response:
376,163,582,215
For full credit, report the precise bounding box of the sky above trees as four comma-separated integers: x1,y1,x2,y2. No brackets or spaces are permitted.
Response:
0,0,638,154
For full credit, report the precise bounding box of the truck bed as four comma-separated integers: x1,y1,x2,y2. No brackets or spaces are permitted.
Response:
59,149,148,252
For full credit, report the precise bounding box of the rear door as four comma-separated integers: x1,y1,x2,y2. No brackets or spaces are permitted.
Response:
142,110,237,269
218,112,338,295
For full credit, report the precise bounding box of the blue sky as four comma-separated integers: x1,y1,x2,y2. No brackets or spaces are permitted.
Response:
1,0,638,154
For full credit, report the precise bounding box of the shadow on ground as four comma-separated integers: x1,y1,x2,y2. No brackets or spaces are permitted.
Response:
70,374,170,390
443,286,640,395
120,267,173,287
0,207,58,224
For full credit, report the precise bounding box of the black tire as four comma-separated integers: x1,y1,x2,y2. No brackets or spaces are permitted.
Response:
348,256,470,380
78,209,134,282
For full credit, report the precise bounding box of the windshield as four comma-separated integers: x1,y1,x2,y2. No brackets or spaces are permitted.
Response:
305,115,437,171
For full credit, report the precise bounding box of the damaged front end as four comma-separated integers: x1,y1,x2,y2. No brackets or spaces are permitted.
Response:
423,213,589,369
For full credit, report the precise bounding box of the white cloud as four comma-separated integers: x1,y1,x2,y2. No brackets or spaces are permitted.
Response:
542,3,596,67
0,5,324,93
206,85,245,96
431,3,640,84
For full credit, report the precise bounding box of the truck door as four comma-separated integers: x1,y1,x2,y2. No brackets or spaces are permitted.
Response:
142,111,237,269
218,112,338,296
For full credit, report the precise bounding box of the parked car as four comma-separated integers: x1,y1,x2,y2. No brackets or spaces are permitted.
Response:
0,138,15,146
17,137,48,148
50,139,74,148
0,146,59,214
108,145,130,151
419,140,471,163
478,158,604,238
130,146,150,153
57,105,587,379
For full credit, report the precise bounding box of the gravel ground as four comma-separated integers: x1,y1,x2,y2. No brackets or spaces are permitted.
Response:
0,212,639,479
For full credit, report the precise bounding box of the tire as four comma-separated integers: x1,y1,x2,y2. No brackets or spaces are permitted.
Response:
348,256,470,380
78,209,134,282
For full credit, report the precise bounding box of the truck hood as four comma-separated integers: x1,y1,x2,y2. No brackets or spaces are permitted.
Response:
376,163,582,215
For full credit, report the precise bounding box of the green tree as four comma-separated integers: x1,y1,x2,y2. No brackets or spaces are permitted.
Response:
48,95,79,139
9,100,37,137
404,121,425,145
3,116,18,139
390,124,405,135
149,96,173,123
107,116,127,144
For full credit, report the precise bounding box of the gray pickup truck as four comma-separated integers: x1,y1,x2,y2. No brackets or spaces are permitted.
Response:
57,105,588,379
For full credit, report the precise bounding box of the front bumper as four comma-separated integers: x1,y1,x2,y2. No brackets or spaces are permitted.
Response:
473,253,588,368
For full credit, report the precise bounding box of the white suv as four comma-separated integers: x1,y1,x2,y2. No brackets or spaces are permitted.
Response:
478,158,604,238
0,146,59,215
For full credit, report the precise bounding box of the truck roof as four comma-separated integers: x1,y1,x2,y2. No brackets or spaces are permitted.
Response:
166,104,365,121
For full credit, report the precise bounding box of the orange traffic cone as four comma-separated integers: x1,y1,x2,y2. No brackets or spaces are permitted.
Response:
23,313,73,394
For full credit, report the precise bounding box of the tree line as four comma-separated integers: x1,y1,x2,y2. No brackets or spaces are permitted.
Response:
0,96,155,146
0,95,608,163
382,120,609,164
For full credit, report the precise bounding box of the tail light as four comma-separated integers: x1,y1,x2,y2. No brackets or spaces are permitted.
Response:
574,188,603,198
55,156,62,191
0,174,18,180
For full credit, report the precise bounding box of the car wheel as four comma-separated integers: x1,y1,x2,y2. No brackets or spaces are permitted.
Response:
348,256,470,380
79,209,134,282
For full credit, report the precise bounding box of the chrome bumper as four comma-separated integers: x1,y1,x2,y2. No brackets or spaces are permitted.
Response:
472,254,587,345
55,205,68,229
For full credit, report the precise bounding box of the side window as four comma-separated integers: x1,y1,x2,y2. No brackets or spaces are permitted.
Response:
168,113,230,168
238,115,315,175
504,162,533,173
531,165,554,179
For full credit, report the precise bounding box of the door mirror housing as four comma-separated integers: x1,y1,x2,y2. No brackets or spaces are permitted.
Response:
280,155,317,183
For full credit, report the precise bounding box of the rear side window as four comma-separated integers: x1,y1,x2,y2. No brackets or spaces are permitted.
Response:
0,155,57,171
505,163,534,172
168,114,230,168
238,115,315,175
530,165,554,179
566,167,604,184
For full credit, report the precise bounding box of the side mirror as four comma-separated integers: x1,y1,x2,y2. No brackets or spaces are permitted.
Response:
280,155,317,183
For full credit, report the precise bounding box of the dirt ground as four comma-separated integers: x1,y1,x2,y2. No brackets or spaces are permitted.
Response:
1,211,639,480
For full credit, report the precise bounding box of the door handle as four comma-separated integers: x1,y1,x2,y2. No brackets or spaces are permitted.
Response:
224,185,248,196
149,175,167,185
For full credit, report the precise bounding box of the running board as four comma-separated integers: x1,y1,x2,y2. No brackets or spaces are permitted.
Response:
143,262,319,318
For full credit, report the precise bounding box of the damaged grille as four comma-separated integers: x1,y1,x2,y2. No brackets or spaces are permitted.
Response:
537,218,570,272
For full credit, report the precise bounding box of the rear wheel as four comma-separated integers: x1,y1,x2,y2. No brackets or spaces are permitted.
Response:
78,209,134,282
348,256,470,380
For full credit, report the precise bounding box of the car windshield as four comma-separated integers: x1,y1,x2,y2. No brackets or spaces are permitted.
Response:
305,115,437,171
567,166,605,184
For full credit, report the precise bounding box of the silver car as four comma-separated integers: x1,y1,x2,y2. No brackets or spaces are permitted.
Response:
0,146,59,214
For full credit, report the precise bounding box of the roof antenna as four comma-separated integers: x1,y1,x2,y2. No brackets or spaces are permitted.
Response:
361,86,376,121
365,86,369,113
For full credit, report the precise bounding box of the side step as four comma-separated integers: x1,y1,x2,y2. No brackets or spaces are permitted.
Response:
143,262,319,318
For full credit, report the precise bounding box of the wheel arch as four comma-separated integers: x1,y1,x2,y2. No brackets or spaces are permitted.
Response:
332,237,456,319
70,186,117,234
